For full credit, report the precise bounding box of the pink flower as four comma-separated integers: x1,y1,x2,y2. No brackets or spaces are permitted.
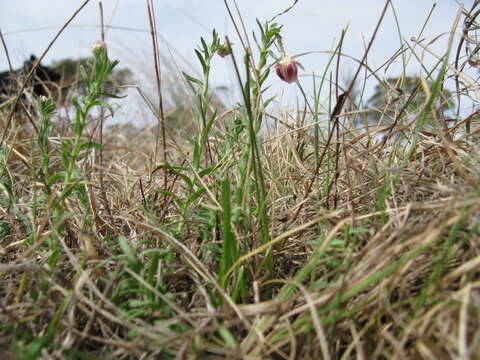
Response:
275,56,304,83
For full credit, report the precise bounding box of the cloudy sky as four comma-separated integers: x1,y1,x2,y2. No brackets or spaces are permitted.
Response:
0,0,472,116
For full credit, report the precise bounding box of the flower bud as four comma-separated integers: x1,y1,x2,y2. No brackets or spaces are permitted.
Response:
275,56,304,83
91,40,107,56
217,42,232,58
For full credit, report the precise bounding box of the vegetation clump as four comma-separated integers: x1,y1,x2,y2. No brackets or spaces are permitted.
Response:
1,1,480,359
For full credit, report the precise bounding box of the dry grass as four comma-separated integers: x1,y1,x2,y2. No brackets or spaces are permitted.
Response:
1,1,480,359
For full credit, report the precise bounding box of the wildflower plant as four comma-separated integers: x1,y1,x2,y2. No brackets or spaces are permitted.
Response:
3,41,123,359
3,2,480,358
60,41,118,207
35,42,120,254
182,30,220,169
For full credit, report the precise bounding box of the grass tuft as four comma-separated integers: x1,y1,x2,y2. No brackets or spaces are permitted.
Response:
1,1,480,359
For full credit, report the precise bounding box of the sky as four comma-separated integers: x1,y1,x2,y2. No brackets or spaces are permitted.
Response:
0,0,473,120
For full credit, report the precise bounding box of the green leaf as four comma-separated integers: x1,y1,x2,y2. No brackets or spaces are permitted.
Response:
185,188,206,209
79,65,90,86
219,179,236,288
0,181,13,204
165,165,194,188
200,37,209,56
182,71,203,86
100,91,127,99
259,68,270,86
119,235,139,268
154,189,181,205
74,184,89,210
61,142,71,169
195,49,208,73
198,166,215,177
219,327,236,349
47,172,66,188
79,141,104,151
86,99,115,117
193,141,201,169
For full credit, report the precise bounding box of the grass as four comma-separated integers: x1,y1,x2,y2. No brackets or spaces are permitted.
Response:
1,1,480,359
